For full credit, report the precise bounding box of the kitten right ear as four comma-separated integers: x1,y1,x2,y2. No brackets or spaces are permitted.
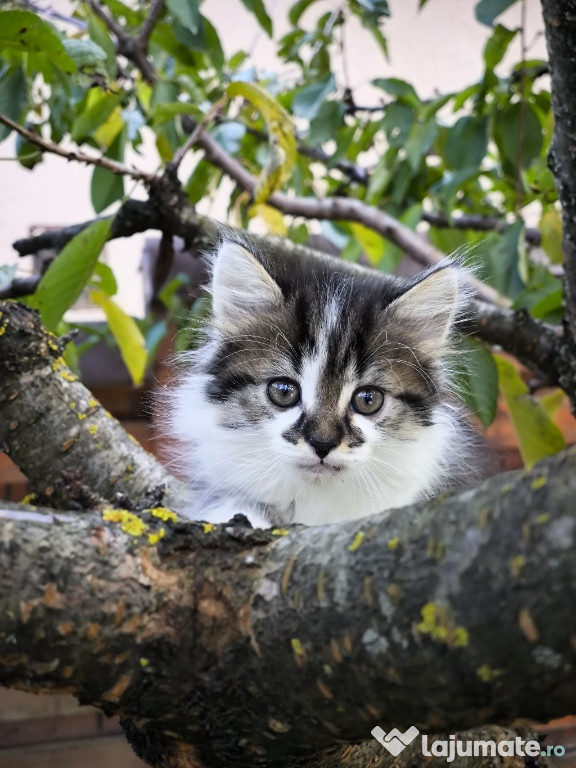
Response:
211,241,283,323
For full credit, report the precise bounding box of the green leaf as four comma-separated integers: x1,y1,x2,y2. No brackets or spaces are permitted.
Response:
150,101,201,127
63,38,107,73
166,0,200,34
381,102,414,149
87,13,117,76
292,74,336,120
352,0,390,25
91,290,147,386
349,222,385,266
71,90,124,143
185,159,218,204
0,66,27,143
444,116,488,171
373,77,420,107
0,10,77,73
475,0,518,27
483,24,517,71
26,218,112,332
90,261,118,296
452,338,498,428
308,100,345,146
289,0,319,24
495,354,565,468
405,119,438,171
479,219,525,298
493,101,543,171
90,127,125,213
539,209,563,264
239,0,273,36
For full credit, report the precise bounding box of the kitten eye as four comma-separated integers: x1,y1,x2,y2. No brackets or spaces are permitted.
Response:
351,386,384,415
267,379,301,408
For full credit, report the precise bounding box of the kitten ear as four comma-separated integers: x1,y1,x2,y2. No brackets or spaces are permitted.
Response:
386,267,460,355
211,240,283,323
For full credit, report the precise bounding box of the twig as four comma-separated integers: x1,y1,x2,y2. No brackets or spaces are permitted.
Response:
193,126,508,305
167,99,226,174
87,0,157,84
0,114,156,184
422,211,542,245
137,0,165,50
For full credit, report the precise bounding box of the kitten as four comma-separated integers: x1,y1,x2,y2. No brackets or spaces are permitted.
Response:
165,237,480,528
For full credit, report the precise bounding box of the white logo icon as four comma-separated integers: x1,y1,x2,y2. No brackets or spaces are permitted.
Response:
371,725,420,756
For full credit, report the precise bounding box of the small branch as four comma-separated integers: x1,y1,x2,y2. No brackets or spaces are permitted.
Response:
422,211,542,246
470,300,563,383
194,126,507,304
167,99,226,174
0,114,156,184
137,0,165,50
0,275,40,300
87,0,157,84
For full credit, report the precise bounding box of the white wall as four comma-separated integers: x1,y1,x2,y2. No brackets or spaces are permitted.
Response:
0,0,546,316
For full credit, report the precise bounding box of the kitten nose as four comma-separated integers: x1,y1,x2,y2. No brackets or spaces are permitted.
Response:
308,436,338,460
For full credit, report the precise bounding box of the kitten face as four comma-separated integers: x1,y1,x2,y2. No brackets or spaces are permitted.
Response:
168,239,472,527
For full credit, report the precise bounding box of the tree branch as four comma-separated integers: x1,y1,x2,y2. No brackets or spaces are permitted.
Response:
0,301,180,509
1,440,575,766
0,113,156,183
541,0,576,411
137,0,165,51
86,0,158,84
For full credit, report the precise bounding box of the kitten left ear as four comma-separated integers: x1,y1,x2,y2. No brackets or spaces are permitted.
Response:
211,240,283,324
386,267,460,355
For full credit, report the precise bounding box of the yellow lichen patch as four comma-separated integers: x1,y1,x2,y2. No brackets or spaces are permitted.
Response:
128,433,138,444
0,326,6,336
21,493,37,506
453,627,469,648
417,603,468,647
102,509,148,537
88,398,98,408
531,476,547,490
102,673,132,702
518,608,539,643
291,637,306,665
148,507,178,522
509,555,526,577
348,531,364,552
476,665,500,682
140,657,150,667
272,527,289,536
387,537,399,551
148,528,166,545
77,412,87,420
68,402,76,409
202,522,215,534
536,513,550,524
89,424,98,435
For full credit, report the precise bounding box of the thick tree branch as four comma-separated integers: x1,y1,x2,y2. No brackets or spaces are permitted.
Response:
1,442,575,767
137,0,165,51
0,113,156,183
0,301,179,509
541,0,576,409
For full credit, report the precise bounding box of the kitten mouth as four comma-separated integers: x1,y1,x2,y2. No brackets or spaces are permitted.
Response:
299,461,343,476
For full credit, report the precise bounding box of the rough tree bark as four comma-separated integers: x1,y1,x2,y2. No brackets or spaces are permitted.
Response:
2,438,575,768
541,0,576,408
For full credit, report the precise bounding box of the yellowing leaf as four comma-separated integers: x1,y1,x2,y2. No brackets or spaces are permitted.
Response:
91,291,147,386
495,355,565,469
93,105,124,149
538,388,566,421
349,222,385,266
249,204,288,236
539,209,564,264
226,81,296,202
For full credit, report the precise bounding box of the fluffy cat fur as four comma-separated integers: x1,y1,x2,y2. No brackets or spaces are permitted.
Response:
164,238,481,528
